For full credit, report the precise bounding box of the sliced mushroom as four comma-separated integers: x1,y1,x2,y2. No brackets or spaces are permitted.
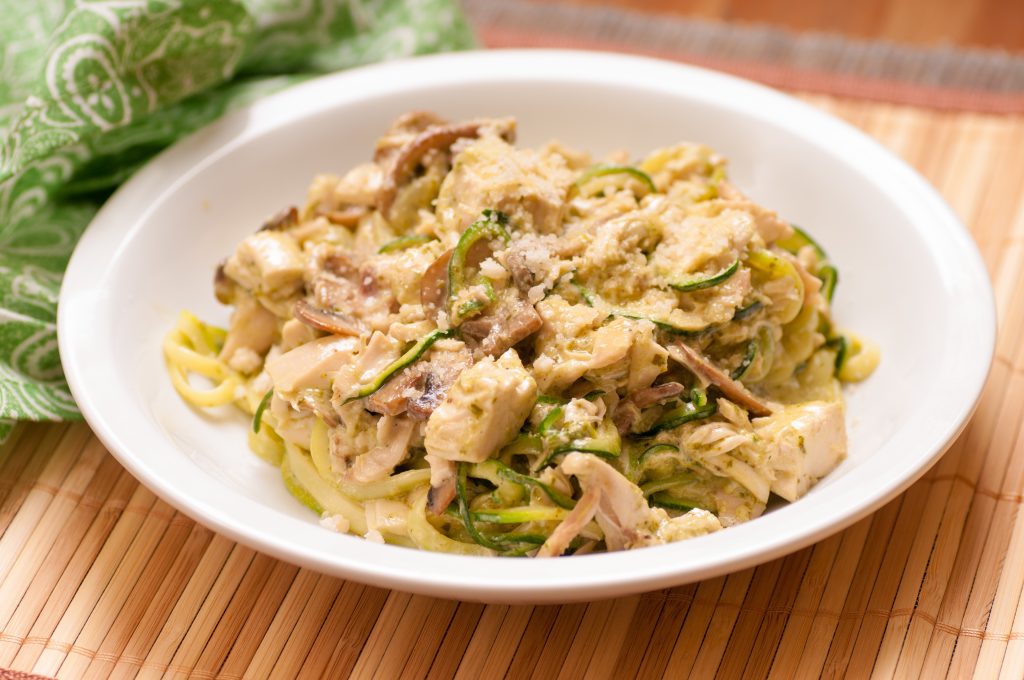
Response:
293,299,363,336
420,248,453,317
459,296,543,358
407,372,452,420
259,206,299,232
505,247,538,292
321,205,367,228
668,341,773,417
503,237,554,292
409,348,473,418
213,262,237,304
365,345,472,419
374,111,449,163
631,382,686,409
365,370,422,417
425,455,457,515
377,118,517,217
612,400,641,435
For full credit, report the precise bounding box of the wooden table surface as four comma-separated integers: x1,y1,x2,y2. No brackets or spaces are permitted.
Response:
564,0,1024,51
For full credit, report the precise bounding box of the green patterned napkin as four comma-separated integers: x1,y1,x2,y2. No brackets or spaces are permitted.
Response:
0,0,475,443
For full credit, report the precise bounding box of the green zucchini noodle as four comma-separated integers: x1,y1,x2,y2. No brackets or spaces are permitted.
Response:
164,112,879,557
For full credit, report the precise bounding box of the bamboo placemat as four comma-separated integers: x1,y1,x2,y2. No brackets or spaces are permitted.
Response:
0,93,1021,679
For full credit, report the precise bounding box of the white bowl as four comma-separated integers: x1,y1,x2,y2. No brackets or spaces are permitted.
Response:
59,50,994,603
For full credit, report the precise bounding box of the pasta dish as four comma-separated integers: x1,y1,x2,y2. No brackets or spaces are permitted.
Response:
164,112,878,556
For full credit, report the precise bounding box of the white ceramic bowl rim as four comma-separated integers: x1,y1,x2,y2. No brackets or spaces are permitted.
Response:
59,49,995,602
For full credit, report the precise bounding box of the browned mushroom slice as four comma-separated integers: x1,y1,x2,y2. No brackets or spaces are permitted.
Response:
213,262,237,304
293,299,363,336
459,296,542,357
504,247,538,292
667,341,773,417
612,400,641,435
426,456,457,515
365,369,422,416
373,111,449,163
377,119,517,217
420,248,453,317
406,350,473,419
631,382,686,409
320,249,359,279
259,206,299,232
321,205,367,227
503,237,553,292
365,346,472,419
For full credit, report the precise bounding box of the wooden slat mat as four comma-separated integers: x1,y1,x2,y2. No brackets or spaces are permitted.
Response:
0,95,1021,679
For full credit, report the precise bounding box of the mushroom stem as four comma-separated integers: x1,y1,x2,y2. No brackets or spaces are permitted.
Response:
668,341,773,417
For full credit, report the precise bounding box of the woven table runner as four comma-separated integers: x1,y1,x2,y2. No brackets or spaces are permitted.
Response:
4,4,1024,678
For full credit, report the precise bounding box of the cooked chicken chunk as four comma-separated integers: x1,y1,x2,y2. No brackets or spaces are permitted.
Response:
346,416,416,483
223,231,305,298
559,453,722,551
424,350,537,462
219,293,278,373
435,134,572,237
265,335,359,395
651,208,755,279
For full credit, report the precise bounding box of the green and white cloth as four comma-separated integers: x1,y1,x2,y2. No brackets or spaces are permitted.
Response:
0,0,475,443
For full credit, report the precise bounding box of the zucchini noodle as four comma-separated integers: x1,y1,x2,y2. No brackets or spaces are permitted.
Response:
165,111,878,557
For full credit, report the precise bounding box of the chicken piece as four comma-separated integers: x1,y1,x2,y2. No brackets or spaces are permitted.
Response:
333,163,382,207
332,332,402,403
588,318,635,371
219,293,278,373
279,317,317,353
559,453,722,551
346,416,416,483
435,134,571,237
716,181,794,243
753,401,846,501
460,294,543,358
266,335,360,395
531,296,606,391
627,321,669,393
651,208,755,281
424,350,537,463
537,488,601,557
269,395,315,446
223,231,305,298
